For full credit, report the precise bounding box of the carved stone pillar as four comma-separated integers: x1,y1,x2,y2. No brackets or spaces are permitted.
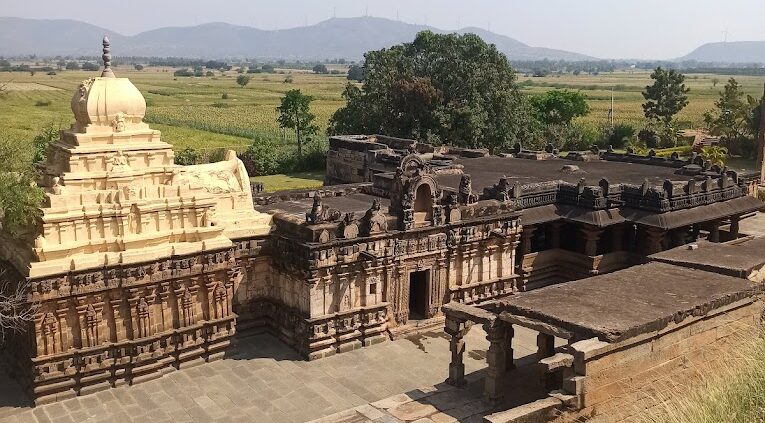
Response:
730,216,740,239
708,220,721,243
536,333,555,361
521,225,537,255
549,222,564,249
611,224,624,251
504,324,515,371
644,227,667,255
580,226,603,256
670,228,686,248
484,320,507,405
445,317,469,387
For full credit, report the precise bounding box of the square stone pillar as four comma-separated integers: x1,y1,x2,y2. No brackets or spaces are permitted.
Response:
549,222,564,249
730,216,740,239
610,224,624,251
644,227,667,255
445,317,469,387
536,333,555,361
579,225,603,256
484,320,507,405
520,225,537,256
708,220,721,243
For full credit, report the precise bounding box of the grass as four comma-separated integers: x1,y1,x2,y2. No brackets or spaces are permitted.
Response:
251,171,324,192
0,67,762,163
640,329,765,423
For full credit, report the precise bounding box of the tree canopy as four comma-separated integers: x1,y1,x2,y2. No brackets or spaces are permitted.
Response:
0,131,44,237
328,31,537,153
277,89,318,156
642,67,690,127
312,64,329,74
531,89,590,126
347,65,364,82
236,74,251,88
704,78,756,141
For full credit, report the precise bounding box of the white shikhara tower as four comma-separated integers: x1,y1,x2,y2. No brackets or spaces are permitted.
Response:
2,37,271,278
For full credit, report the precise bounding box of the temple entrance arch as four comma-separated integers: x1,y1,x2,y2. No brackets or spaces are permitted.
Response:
414,183,433,224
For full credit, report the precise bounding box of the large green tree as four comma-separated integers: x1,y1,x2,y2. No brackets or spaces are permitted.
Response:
703,78,753,141
0,132,44,237
642,67,689,126
277,89,319,156
532,89,590,126
327,31,537,153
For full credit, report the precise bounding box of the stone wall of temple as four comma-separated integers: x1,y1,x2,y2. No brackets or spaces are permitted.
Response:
261,212,521,359
558,297,765,422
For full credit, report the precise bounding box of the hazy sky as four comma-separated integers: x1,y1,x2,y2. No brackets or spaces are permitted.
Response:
4,0,765,59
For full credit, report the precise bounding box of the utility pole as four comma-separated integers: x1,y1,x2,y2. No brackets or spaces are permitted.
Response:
758,82,765,182
608,88,615,128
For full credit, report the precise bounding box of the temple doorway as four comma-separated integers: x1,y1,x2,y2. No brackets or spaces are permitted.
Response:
408,270,430,320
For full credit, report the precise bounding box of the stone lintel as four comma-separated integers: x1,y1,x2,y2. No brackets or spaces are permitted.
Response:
441,301,497,325
498,312,574,339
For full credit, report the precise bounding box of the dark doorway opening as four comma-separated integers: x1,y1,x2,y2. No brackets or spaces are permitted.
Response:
408,270,430,320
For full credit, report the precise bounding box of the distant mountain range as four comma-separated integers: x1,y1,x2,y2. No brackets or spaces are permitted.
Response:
0,16,595,61
679,41,765,64
1,16,763,64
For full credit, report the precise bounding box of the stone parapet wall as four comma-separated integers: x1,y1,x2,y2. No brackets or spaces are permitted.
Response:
558,297,765,422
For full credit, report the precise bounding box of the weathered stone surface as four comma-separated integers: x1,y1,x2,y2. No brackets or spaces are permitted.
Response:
388,401,439,421
482,397,562,423
496,262,761,343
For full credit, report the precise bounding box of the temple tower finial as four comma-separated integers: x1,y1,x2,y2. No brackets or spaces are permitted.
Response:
101,35,115,78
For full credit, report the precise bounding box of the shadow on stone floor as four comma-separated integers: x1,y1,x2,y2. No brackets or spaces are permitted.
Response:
0,368,32,416
224,331,306,362
310,356,549,423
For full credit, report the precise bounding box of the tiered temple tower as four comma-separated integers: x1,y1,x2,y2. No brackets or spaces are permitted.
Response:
0,38,272,403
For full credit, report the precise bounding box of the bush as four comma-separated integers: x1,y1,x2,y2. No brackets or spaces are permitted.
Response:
638,128,660,149
65,61,80,70
312,64,329,74
242,138,281,176
81,62,99,71
602,123,636,149
283,75,293,83
32,124,59,162
34,100,51,107
211,102,231,108
174,147,199,165
221,92,229,99
134,64,144,71
206,148,229,163
174,68,194,77
46,71,56,76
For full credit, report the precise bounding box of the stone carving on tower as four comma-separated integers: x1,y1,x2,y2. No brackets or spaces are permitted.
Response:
389,154,443,230
0,37,271,278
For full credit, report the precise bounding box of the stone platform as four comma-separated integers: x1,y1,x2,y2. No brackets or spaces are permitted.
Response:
0,326,549,423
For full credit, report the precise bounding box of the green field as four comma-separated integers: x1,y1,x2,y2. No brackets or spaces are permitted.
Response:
1,67,763,155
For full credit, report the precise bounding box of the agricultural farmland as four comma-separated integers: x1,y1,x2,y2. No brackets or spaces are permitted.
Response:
1,66,763,154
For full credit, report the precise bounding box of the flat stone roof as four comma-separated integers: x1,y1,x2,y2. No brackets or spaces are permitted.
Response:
651,237,765,278
256,192,389,217
496,262,761,343
436,156,699,191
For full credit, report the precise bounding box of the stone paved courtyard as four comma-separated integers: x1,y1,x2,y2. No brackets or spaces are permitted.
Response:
0,325,547,423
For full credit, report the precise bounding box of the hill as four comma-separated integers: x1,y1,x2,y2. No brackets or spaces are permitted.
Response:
680,41,765,64
0,16,595,61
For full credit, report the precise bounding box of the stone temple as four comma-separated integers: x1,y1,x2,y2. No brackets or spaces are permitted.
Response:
0,40,764,420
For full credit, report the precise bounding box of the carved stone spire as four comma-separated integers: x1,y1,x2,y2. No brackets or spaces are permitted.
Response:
101,36,115,78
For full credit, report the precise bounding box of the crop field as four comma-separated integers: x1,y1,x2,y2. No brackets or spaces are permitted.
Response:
1,67,763,156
